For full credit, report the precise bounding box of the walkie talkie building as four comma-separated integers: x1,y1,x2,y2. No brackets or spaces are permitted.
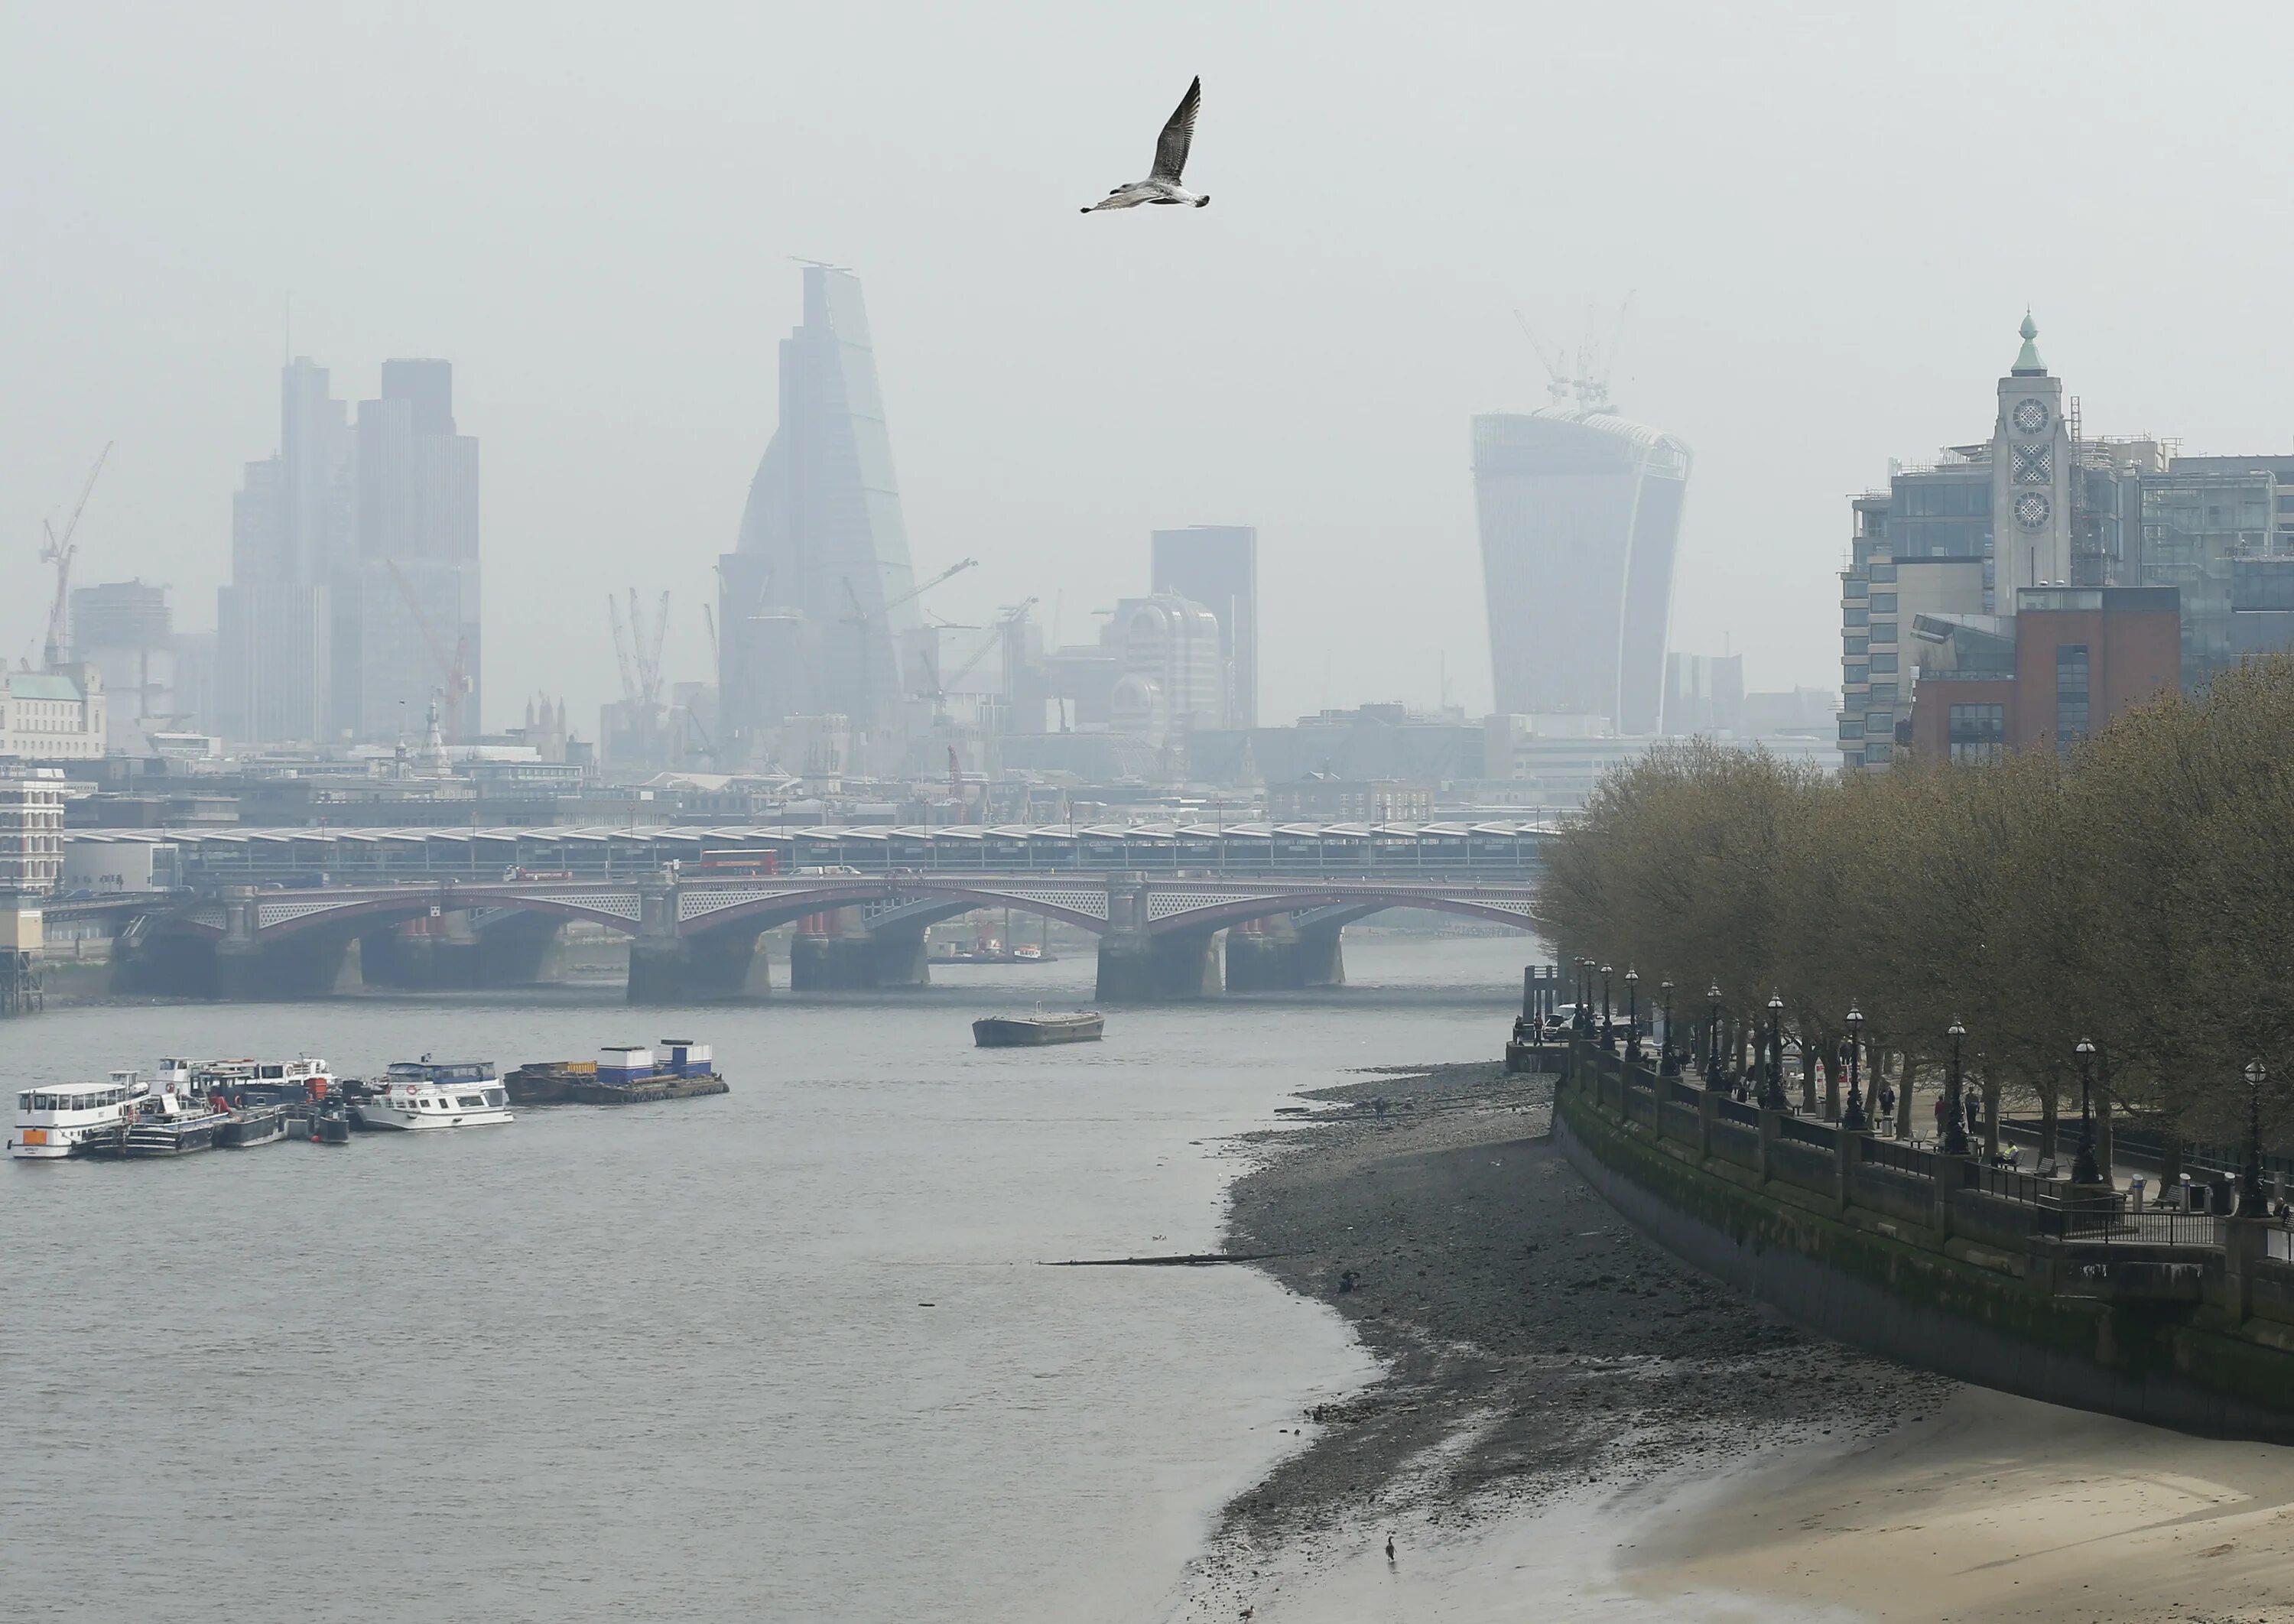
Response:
1471,406,1691,735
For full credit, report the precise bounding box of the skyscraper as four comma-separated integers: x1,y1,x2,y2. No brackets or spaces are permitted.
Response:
1150,525,1257,727
218,356,479,746
720,266,918,763
352,360,481,741
1471,405,1691,734
218,356,346,744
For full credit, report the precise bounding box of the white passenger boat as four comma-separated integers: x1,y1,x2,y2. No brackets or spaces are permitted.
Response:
11,1070,150,1159
354,1058,512,1131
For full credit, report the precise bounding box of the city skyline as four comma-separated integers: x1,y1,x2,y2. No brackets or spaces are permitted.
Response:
14,8,2294,736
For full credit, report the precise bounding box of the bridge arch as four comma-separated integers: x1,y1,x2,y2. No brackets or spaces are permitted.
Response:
678,879,1113,939
1143,889,1542,936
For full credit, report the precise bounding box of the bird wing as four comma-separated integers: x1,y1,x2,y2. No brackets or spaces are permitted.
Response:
1150,76,1201,183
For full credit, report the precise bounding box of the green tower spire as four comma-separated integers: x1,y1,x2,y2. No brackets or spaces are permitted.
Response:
2013,310,2045,375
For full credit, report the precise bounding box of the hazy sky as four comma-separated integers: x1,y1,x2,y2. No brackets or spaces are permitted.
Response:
8,2,2294,736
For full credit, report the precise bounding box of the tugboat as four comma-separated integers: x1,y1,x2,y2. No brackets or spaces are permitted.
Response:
972,1008,1105,1047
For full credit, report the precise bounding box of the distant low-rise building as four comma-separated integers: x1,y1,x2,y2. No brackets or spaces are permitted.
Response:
1,667,106,762
0,768,70,893
1265,775,1433,822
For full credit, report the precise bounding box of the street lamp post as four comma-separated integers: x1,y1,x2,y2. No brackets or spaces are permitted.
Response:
1761,994,1787,1111
2244,1059,2269,1213
1600,965,1615,1053
1943,1018,1970,1158
1706,984,1725,1091
1659,979,1676,1075
2072,1038,2101,1187
1574,960,1591,1035
1625,969,1641,1065
1842,1005,1867,1130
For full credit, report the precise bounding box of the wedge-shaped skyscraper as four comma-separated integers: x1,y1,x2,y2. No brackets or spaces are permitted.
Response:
720,267,918,762
1471,405,1691,734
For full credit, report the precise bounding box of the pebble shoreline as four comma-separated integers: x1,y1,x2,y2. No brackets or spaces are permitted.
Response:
1169,1060,1956,1616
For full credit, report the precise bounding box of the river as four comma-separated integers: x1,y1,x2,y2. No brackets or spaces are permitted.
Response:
2,934,1530,1623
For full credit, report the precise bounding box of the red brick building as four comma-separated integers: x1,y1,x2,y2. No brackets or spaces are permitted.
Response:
1909,586,2179,763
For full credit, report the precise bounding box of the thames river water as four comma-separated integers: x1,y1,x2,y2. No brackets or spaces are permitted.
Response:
3,934,1529,1624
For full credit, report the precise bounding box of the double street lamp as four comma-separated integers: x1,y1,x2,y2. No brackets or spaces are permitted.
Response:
1625,969,1642,1064
1574,960,1594,1035
1705,984,1726,1091
1842,1005,1867,1130
2244,1058,2269,1213
2072,1038,2102,1187
1943,1018,1970,1158
1760,993,1788,1111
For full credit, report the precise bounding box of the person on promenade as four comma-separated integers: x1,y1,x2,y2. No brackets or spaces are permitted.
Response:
1386,1535,1396,1563
1877,1082,1896,1131
1933,1092,1948,1142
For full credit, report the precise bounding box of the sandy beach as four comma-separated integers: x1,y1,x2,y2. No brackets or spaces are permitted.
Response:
1174,1062,2294,1624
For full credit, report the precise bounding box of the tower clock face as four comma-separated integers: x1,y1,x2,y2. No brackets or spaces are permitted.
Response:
2013,398,2049,434
2014,491,2052,531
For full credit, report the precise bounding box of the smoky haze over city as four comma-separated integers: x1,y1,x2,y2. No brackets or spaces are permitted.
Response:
9,3,2294,736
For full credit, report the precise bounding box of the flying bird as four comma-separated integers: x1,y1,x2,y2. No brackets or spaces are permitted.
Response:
1081,76,1209,212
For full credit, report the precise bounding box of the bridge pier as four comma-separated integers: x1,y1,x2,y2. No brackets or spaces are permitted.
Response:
1097,930,1223,1002
627,933,771,1003
789,907,915,992
1224,915,1345,992
474,914,567,988
216,934,364,1000
867,924,931,989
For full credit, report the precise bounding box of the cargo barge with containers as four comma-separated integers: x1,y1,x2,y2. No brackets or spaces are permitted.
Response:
504,1039,727,1106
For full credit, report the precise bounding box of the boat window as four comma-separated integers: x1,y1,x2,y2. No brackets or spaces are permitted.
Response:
457,1096,483,1109
17,1094,27,1111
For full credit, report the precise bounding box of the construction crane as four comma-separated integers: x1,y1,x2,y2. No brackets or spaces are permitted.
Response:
1511,295,1635,414
840,557,979,723
385,560,473,741
609,589,669,712
39,442,113,668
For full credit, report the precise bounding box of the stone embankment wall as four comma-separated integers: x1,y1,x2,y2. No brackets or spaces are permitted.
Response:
1552,1047,2294,1440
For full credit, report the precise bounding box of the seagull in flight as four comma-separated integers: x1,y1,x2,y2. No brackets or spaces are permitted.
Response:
1081,76,1209,212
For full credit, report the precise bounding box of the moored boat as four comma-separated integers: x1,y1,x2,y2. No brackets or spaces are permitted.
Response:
351,1057,512,1131
216,1103,289,1148
505,1039,728,1106
972,1009,1105,1047
11,1070,149,1159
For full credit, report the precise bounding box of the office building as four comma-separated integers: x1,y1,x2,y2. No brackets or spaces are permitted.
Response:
352,360,482,742
0,768,70,894
720,266,920,762
1662,652,1744,735
70,580,172,749
1,667,106,763
1908,587,2179,763
1150,525,1258,726
1471,404,1691,733
219,356,479,748
1265,775,1433,822
1843,315,2294,770
1107,594,1225,748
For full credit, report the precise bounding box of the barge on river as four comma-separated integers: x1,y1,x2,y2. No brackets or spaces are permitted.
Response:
505,1040,729,1106
972,1009,1105,1047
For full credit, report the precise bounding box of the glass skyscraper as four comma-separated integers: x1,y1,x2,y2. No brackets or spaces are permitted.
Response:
1470,406,1691,734
720,266,919,759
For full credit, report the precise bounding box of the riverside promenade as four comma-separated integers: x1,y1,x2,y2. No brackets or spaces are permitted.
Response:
1552,1040,2294,1440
